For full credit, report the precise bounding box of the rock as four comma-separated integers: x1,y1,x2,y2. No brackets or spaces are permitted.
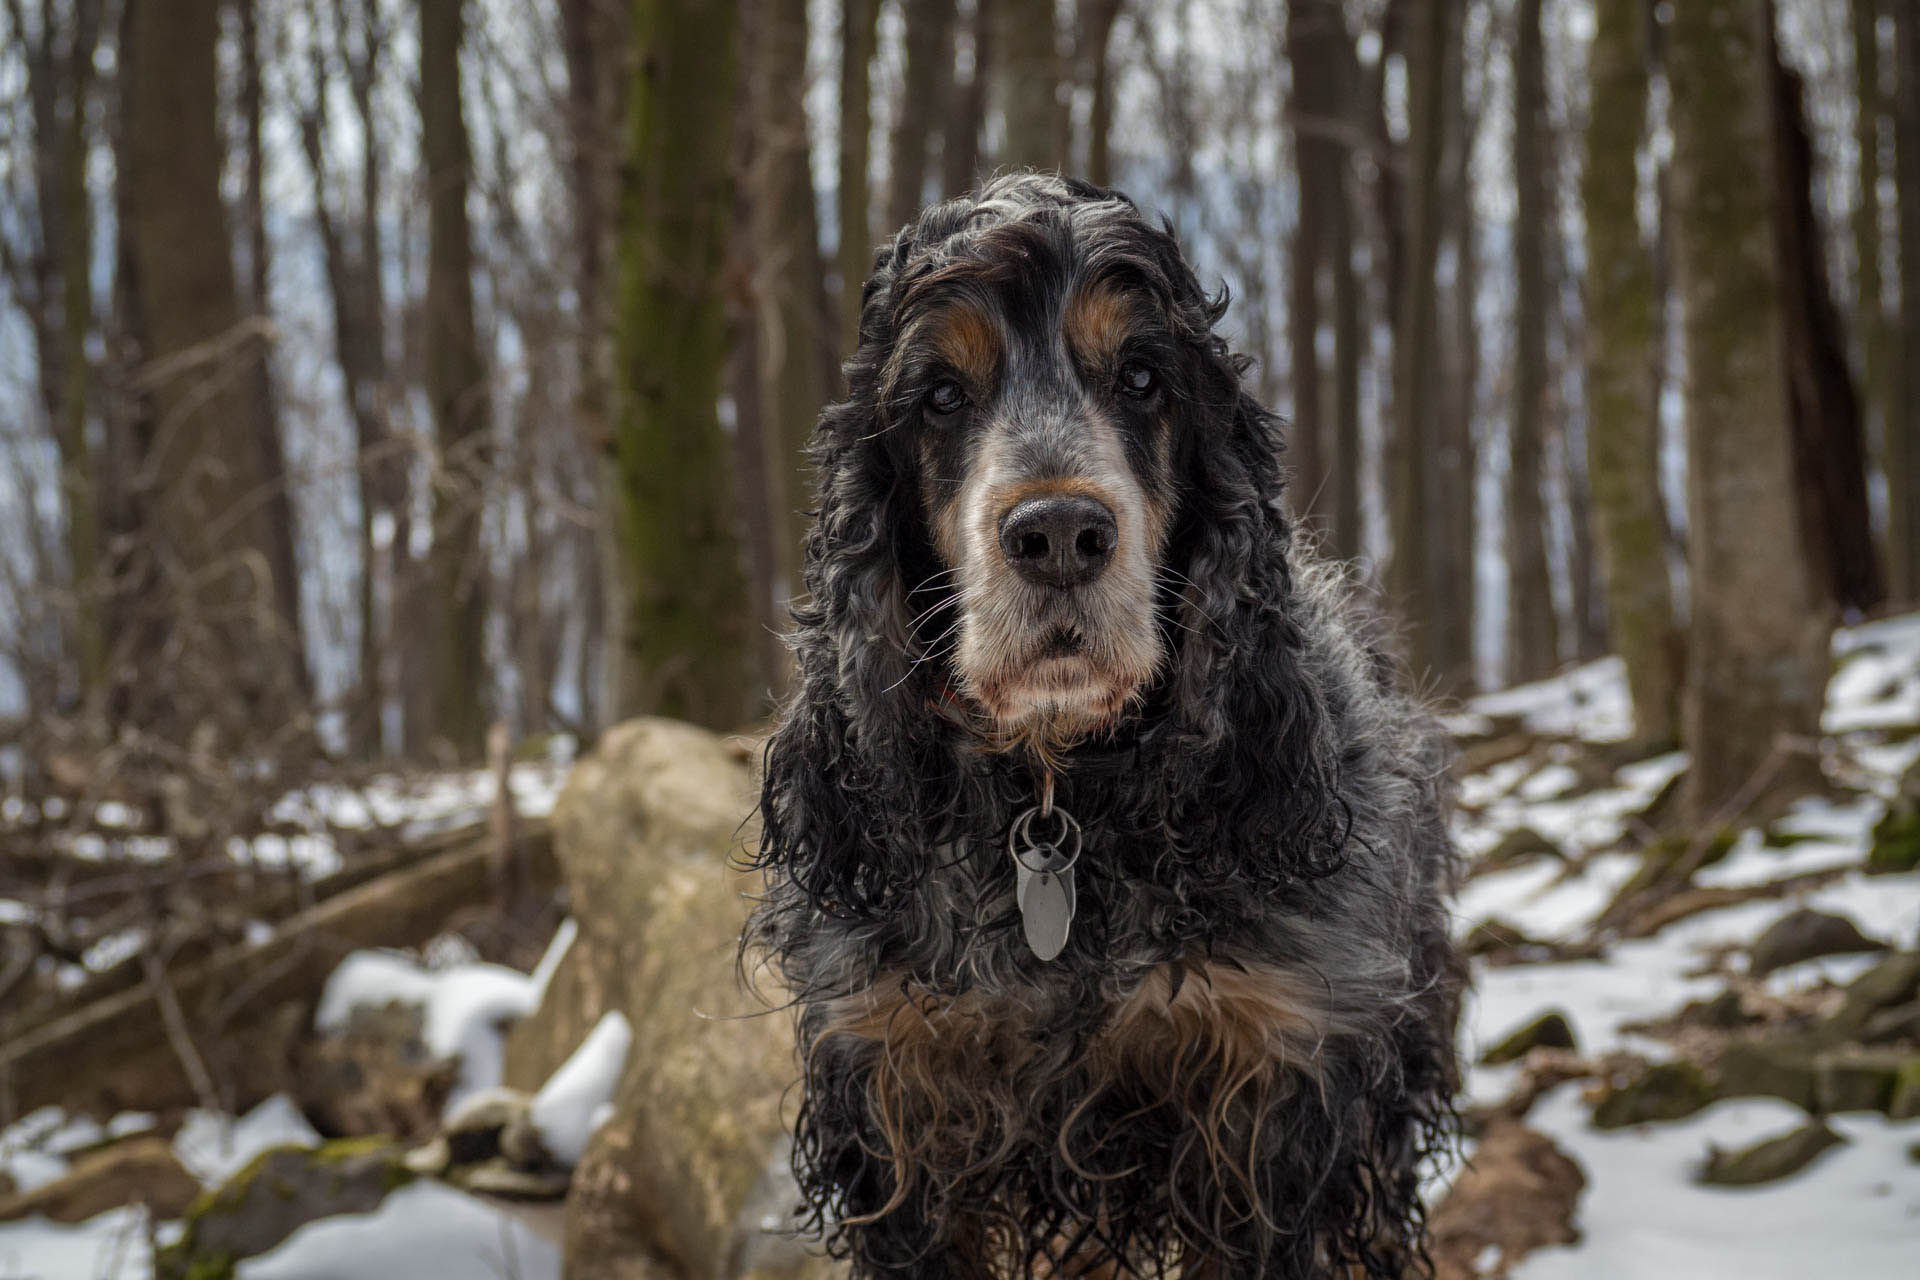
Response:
1715,1039,1820,1113
156,1139,413,1280
1429,1120,1585,1280
1747,908,1885,977
0,1135,198,1223
1817,1049,1911,1114
1481,1010,1579,1066
294,999,457,1142
1590,1059,1715,1130
1697,1120,1845,1186
1477,826,1563,876
1680,990,1752,1031
1825,951,1920,1040
516,718,833,1280
1865,762,1920,875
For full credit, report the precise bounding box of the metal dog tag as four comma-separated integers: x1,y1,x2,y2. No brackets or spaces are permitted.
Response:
1009,805,1082,962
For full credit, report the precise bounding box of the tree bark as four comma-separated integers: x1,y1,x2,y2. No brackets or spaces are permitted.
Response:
1081,0,1123,186
752,0,832,581
944,0,990,195
1285,0,1345,537
1386,0,1455,679
994,0,1065,171
1767,22,1881,614
1508,0,1559,683
888,0,955,231
1891,0,1920,602
421,0,491,761
1585,0,1682,747
1434,5,1478,691
1669,0,1830,822
838,0,881,351
1850,0,1892,587
117,0,303,736
610,0,757,729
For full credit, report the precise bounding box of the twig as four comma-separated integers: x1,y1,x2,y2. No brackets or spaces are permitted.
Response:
142,947,221,1114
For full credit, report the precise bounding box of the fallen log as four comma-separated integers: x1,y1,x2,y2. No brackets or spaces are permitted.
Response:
2,815,535,1039
0,820,554,1121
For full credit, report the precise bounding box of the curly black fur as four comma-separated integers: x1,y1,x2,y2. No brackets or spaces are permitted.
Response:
747,173,1461,1279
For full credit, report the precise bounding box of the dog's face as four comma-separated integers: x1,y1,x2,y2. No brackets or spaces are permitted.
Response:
878,210,1191,752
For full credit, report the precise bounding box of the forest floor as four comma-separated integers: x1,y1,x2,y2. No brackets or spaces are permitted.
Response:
2,617,1918,1278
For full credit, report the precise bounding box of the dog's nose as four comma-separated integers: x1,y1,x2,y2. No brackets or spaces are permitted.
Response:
998,495,1117,589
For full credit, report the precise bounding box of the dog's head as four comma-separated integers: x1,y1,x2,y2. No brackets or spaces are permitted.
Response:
830,173,1285,754
764,173,1341,915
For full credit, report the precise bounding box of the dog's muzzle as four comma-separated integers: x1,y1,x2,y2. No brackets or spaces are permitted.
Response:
997,494,1117,590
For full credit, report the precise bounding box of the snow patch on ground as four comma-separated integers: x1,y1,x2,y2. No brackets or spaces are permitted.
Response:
235,1181,560,1280
174,1094,324,1186
315,951,545,1108
528,1010,631,1167
1512,1088,1920,1280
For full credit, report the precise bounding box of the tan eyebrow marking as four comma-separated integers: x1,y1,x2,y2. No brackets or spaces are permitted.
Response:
1063,280,1138,368
923,303,1001,387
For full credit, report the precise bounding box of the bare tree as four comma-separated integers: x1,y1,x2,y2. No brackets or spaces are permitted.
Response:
1669,0,1829,821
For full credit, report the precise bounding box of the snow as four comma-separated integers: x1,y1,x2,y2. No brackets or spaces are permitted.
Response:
1513,1088,1920,1280
315,951,547,1108
173,1095,324,1186
236,1181,560,1280
527,1011,631,1167
1454,612,1920,1278
0,1207,154,1280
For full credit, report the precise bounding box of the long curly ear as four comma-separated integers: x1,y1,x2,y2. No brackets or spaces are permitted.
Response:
1155,314,1349,886
753,214,968,923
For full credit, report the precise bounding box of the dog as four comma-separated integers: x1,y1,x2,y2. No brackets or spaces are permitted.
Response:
747,173,1460,1279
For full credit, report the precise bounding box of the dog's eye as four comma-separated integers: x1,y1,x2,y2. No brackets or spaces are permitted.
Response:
926,380,969,416
1118,361,1158,399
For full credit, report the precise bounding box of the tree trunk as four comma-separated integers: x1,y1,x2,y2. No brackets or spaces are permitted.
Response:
117,0,303,737
1585,0,1682,747
888,0,955,231
753,0,832,581
1850,0,1892,585
1669,0,1830,822
1386,0,1455,679
838,0,881,351
24,0,108,703
1285,0,1345,537
1434,6,1478,692
421,0,491,761
1508,0,1559,684
1081,0,1123,186
944,0,990,195
1767,24,1881,614
560,0,628,738
995,0,1065,171
610,0,756,729
1891,0,1920,603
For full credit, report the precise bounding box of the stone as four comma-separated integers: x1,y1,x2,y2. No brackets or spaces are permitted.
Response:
1715,1039,1820,1113
1825,951,1920,1040
156,1139,412,1280
1429,1120,1585,1280
0,1135,198,1223
1479,826,1563,875
517,718,836,1280
1817,1049,1910,1114
293,999,458,1142
1481,1010,1579,1066
1590,1059,1715,1130
1747,908,1885,977
1697,1120,1845,1186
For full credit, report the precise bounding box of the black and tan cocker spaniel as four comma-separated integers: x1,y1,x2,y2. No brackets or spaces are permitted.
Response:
747,173,1460,1279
